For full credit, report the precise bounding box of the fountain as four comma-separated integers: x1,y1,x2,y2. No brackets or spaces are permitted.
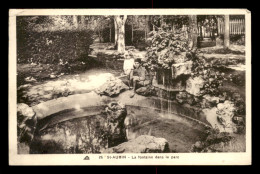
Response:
16,27,244,154
17,89,212,154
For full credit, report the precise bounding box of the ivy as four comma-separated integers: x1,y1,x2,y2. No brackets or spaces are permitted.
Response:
145,28,192,70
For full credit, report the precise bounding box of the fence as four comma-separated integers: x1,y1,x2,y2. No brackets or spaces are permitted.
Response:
218,18,245,35
195,18,245,38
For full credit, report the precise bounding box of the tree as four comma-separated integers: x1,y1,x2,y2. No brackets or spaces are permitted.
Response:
114,18,118,45
145,16,151,40
95,16,108,43
78,16,85,30
224,15,230,49
109,18,112,42
72,15,78,29
131,16,134,43
188,15,198,50
114,15,127,53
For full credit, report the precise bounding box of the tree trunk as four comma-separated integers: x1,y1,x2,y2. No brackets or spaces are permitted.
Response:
145,16,151,38
160,15,166,28
171,21,174,32
145,24,147,40
114,19,118,46
80,16,85,30
73,15,78,29
99,29,102,43
110,24,112,42
131,16,134,44
188,15,198,50
115,15,127,53
224,15,230,49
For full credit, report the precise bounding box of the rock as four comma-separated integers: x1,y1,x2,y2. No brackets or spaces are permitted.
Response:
124,114,139,140
190,141,204,152
217,103,225,110
102,135,169,153
125,46,135,50
186,76,205,96
171,61,192,79
17,103,37,148
17,103,35,118
219,95,226,103
24,76,37,82
202,94,220,107
43,86,54,92
95,77,129,97
186,94,195,105
176,91,188,104
216,100,236,132
18,84,32,90
203,100,237,133
105,102,127,147
106,45,116,50
49,74,57,79
135,85,155,97
57,73,65,77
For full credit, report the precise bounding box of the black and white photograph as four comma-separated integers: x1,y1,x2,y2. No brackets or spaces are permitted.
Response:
8,9,251,165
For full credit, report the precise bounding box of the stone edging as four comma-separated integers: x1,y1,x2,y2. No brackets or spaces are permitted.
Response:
32,91,212,129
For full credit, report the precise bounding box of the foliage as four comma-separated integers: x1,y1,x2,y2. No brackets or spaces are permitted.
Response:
197,15,218,34
152,15,189,29
145,28,191,70
191,56,226,96
219,35,245,45
17,29,94,64
17,16,81,32
191,128,233,152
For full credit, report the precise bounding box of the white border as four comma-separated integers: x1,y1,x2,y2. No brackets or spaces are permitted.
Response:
9,9,251,165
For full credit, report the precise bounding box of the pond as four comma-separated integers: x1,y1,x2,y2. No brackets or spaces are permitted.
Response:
30,105,208,153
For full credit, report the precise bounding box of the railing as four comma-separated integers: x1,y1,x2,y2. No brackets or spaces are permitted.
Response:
182,18,246,38
218,18,245,35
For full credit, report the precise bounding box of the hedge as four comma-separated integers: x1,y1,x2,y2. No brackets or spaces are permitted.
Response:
17,29,94,64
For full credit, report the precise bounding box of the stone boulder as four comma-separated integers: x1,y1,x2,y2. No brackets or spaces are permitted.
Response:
135,85,156,97
190,132,239,152
106,45,116,50
17,103,37,153
186,76,205,96
125,46,136,51
201,94,220,108
216,101,237,132
202,100,237,133
171,60,193,79
105,102,128,147
17,103,35,118
175,92,196,105
102,135,169,153
95,77,129,97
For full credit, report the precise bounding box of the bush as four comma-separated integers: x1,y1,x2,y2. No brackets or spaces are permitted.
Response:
191,56,226,96
17,29,94,64
219,34,245,45
145,28,192,70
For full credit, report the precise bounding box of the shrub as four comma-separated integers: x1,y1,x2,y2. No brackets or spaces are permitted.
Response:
145,28,192,71
17,29,94,64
